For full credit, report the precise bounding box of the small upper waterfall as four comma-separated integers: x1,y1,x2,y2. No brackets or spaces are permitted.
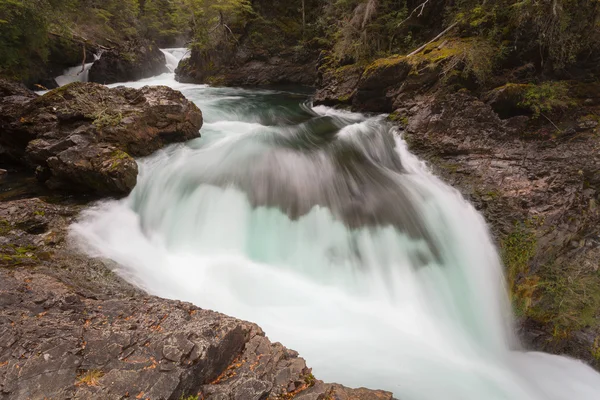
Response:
54,48,189,87
55,52,102,87
160,48,190,72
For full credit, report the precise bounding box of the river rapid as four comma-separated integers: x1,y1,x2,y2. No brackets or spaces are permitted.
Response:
71,49,600,399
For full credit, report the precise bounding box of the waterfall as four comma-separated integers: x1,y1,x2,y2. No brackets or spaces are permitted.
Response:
72,73,600,399
160,48,190,72
54,48,187,87
55,52,102,87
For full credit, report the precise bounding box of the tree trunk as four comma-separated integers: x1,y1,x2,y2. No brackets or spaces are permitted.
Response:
302,0,306,38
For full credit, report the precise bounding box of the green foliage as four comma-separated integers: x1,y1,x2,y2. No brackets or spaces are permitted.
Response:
501,221,537,314
530,260,600,336
519,82,574,117
0,0,49,80
330,0,409,62
179,395,199,400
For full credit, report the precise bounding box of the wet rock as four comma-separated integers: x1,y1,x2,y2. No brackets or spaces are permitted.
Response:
177,51,317,87
0,82,202,196
314,64,364,107
89,42,168,85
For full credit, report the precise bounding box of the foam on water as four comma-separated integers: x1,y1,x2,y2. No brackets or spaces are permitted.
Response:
71,64,600,399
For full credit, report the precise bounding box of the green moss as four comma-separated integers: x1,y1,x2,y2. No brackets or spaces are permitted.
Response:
501,221,537,314
388,111,409,125
592,337,600,361
92,111,124,128
179,395,199,400
529,261,600,335
362,55,407,78
304,372,316,386
0,220,12,236
206,75,226,86
519,82,576,118
408,40,463,67
109,150,133,171
0,244,38,267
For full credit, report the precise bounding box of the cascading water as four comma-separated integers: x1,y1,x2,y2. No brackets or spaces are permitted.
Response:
161,48,189,72
55,52,102,87
71,56,600,399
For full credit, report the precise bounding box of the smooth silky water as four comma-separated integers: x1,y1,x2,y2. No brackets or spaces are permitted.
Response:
72,49,600,399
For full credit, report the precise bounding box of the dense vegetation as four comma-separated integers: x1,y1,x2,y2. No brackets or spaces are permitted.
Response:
3,0,598,83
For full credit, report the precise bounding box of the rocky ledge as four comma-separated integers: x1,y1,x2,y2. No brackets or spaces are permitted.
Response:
0,200,395,400
0,80,202,196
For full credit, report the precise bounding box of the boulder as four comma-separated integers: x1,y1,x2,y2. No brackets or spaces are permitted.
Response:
0,79,39,164
89,43,168,85
0,81,203,196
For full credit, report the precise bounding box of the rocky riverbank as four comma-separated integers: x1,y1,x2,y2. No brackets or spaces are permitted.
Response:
0,81,395,400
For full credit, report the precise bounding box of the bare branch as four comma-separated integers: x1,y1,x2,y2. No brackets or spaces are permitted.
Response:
79,42,87,75
407,22,458,57
395,0,430,30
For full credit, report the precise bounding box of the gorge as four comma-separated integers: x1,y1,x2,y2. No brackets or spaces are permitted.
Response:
2,0,600,399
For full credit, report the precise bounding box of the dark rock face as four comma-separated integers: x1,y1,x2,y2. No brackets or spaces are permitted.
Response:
402,91,600,367
0,198,395,400
0,82,202,196
0,80,38,165
90,43,168,85
22,36,99,90
176,45,317,87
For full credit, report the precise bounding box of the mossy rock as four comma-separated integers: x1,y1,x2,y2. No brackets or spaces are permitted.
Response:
483,83,532,118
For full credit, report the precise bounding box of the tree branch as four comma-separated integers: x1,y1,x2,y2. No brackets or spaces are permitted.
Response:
79,42,87,75
395,0,430,29
407,22,458,57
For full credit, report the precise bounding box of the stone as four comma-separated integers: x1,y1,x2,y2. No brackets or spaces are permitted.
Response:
0,81,202,196
89,42,168,85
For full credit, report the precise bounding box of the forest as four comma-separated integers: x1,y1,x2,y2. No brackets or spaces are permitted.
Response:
2,0,599,84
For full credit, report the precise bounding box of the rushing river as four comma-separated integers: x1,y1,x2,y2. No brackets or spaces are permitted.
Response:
72,49,600,399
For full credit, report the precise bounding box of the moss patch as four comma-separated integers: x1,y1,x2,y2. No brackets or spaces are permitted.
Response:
520,82,576,118
501,221,537,316
529,261,600,337
362,55,407,79
0,244,38,267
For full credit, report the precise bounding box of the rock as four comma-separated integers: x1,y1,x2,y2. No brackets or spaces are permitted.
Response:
0,82,202,196
0,197,394,400
483,83,531,118
177,49,317,87
89,42,168,85
0,80,39,164
315,39,477,112
401,90,600,369
314,64,364,107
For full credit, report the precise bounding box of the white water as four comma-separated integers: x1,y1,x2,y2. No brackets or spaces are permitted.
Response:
71,52,600,399
55,62,95,86
54,47,186,87
161,48,189,72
